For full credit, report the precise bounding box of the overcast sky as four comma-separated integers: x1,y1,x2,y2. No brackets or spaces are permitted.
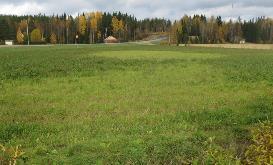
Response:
0,0,273,20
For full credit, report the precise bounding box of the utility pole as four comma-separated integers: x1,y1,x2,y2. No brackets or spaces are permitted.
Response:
66,15,69,44
66,26,68,44
169,31,171,46
76,34,79,48
27,17,30,46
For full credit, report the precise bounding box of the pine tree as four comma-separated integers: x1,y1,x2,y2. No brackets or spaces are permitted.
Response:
0,19,10,40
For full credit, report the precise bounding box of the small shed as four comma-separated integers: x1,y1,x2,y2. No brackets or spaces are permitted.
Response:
104,36,118,43
5,40,14,45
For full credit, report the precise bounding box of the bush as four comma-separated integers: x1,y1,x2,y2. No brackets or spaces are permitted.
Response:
50,33,57,44
243,121,273,164
16,28,24,44
31,28,42,43
200,137,240,164
0,144,26,165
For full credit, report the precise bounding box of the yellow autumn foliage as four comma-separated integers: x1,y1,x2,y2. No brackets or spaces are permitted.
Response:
16,28,24,44
78,15,87,35
243,121,273,164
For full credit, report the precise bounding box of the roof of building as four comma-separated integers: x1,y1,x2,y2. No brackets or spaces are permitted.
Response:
104,36,117,41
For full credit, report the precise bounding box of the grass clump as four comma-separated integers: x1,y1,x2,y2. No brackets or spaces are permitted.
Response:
200,137,240,165
0,144,26,165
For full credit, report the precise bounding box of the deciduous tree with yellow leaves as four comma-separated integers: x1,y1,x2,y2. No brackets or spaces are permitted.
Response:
31,28,42,43
112,16,124,41
170,21,183,46
78,14,87,36
118,19,124,40
89,11,102,43
112,16,119,37
19,20,28,32
16,28,24,44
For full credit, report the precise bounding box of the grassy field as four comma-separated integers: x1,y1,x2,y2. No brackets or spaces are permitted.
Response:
0,44,272,164
189,43,273,50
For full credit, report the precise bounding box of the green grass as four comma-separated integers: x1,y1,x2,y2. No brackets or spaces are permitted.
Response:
0,44,272,164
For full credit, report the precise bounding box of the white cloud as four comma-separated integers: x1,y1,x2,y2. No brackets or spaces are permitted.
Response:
0,0,272,20
0,2,45,15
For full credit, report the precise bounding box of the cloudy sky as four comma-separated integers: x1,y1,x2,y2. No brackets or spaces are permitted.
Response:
0,0,273,20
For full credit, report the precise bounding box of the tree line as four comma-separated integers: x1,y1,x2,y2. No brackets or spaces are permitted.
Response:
0,12,171,44
171,15,273,45
0,12,272,44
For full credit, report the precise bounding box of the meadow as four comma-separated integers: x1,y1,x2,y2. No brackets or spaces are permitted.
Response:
0,44,272,164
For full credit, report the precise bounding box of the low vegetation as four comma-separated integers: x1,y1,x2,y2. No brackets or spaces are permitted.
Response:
243,121,273,164
0,144,25,165
0,44,272,164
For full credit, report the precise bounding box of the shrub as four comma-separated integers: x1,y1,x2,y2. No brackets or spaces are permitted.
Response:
243,121,273,164
201,137,240,164
16,28,24,44
50,33,57,44
0,144,26,165
31,28,42,43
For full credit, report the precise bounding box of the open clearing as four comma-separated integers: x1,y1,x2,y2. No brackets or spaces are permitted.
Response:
0,44,273,164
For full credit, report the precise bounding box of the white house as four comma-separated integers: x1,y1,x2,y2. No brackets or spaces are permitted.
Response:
5,40,14,45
